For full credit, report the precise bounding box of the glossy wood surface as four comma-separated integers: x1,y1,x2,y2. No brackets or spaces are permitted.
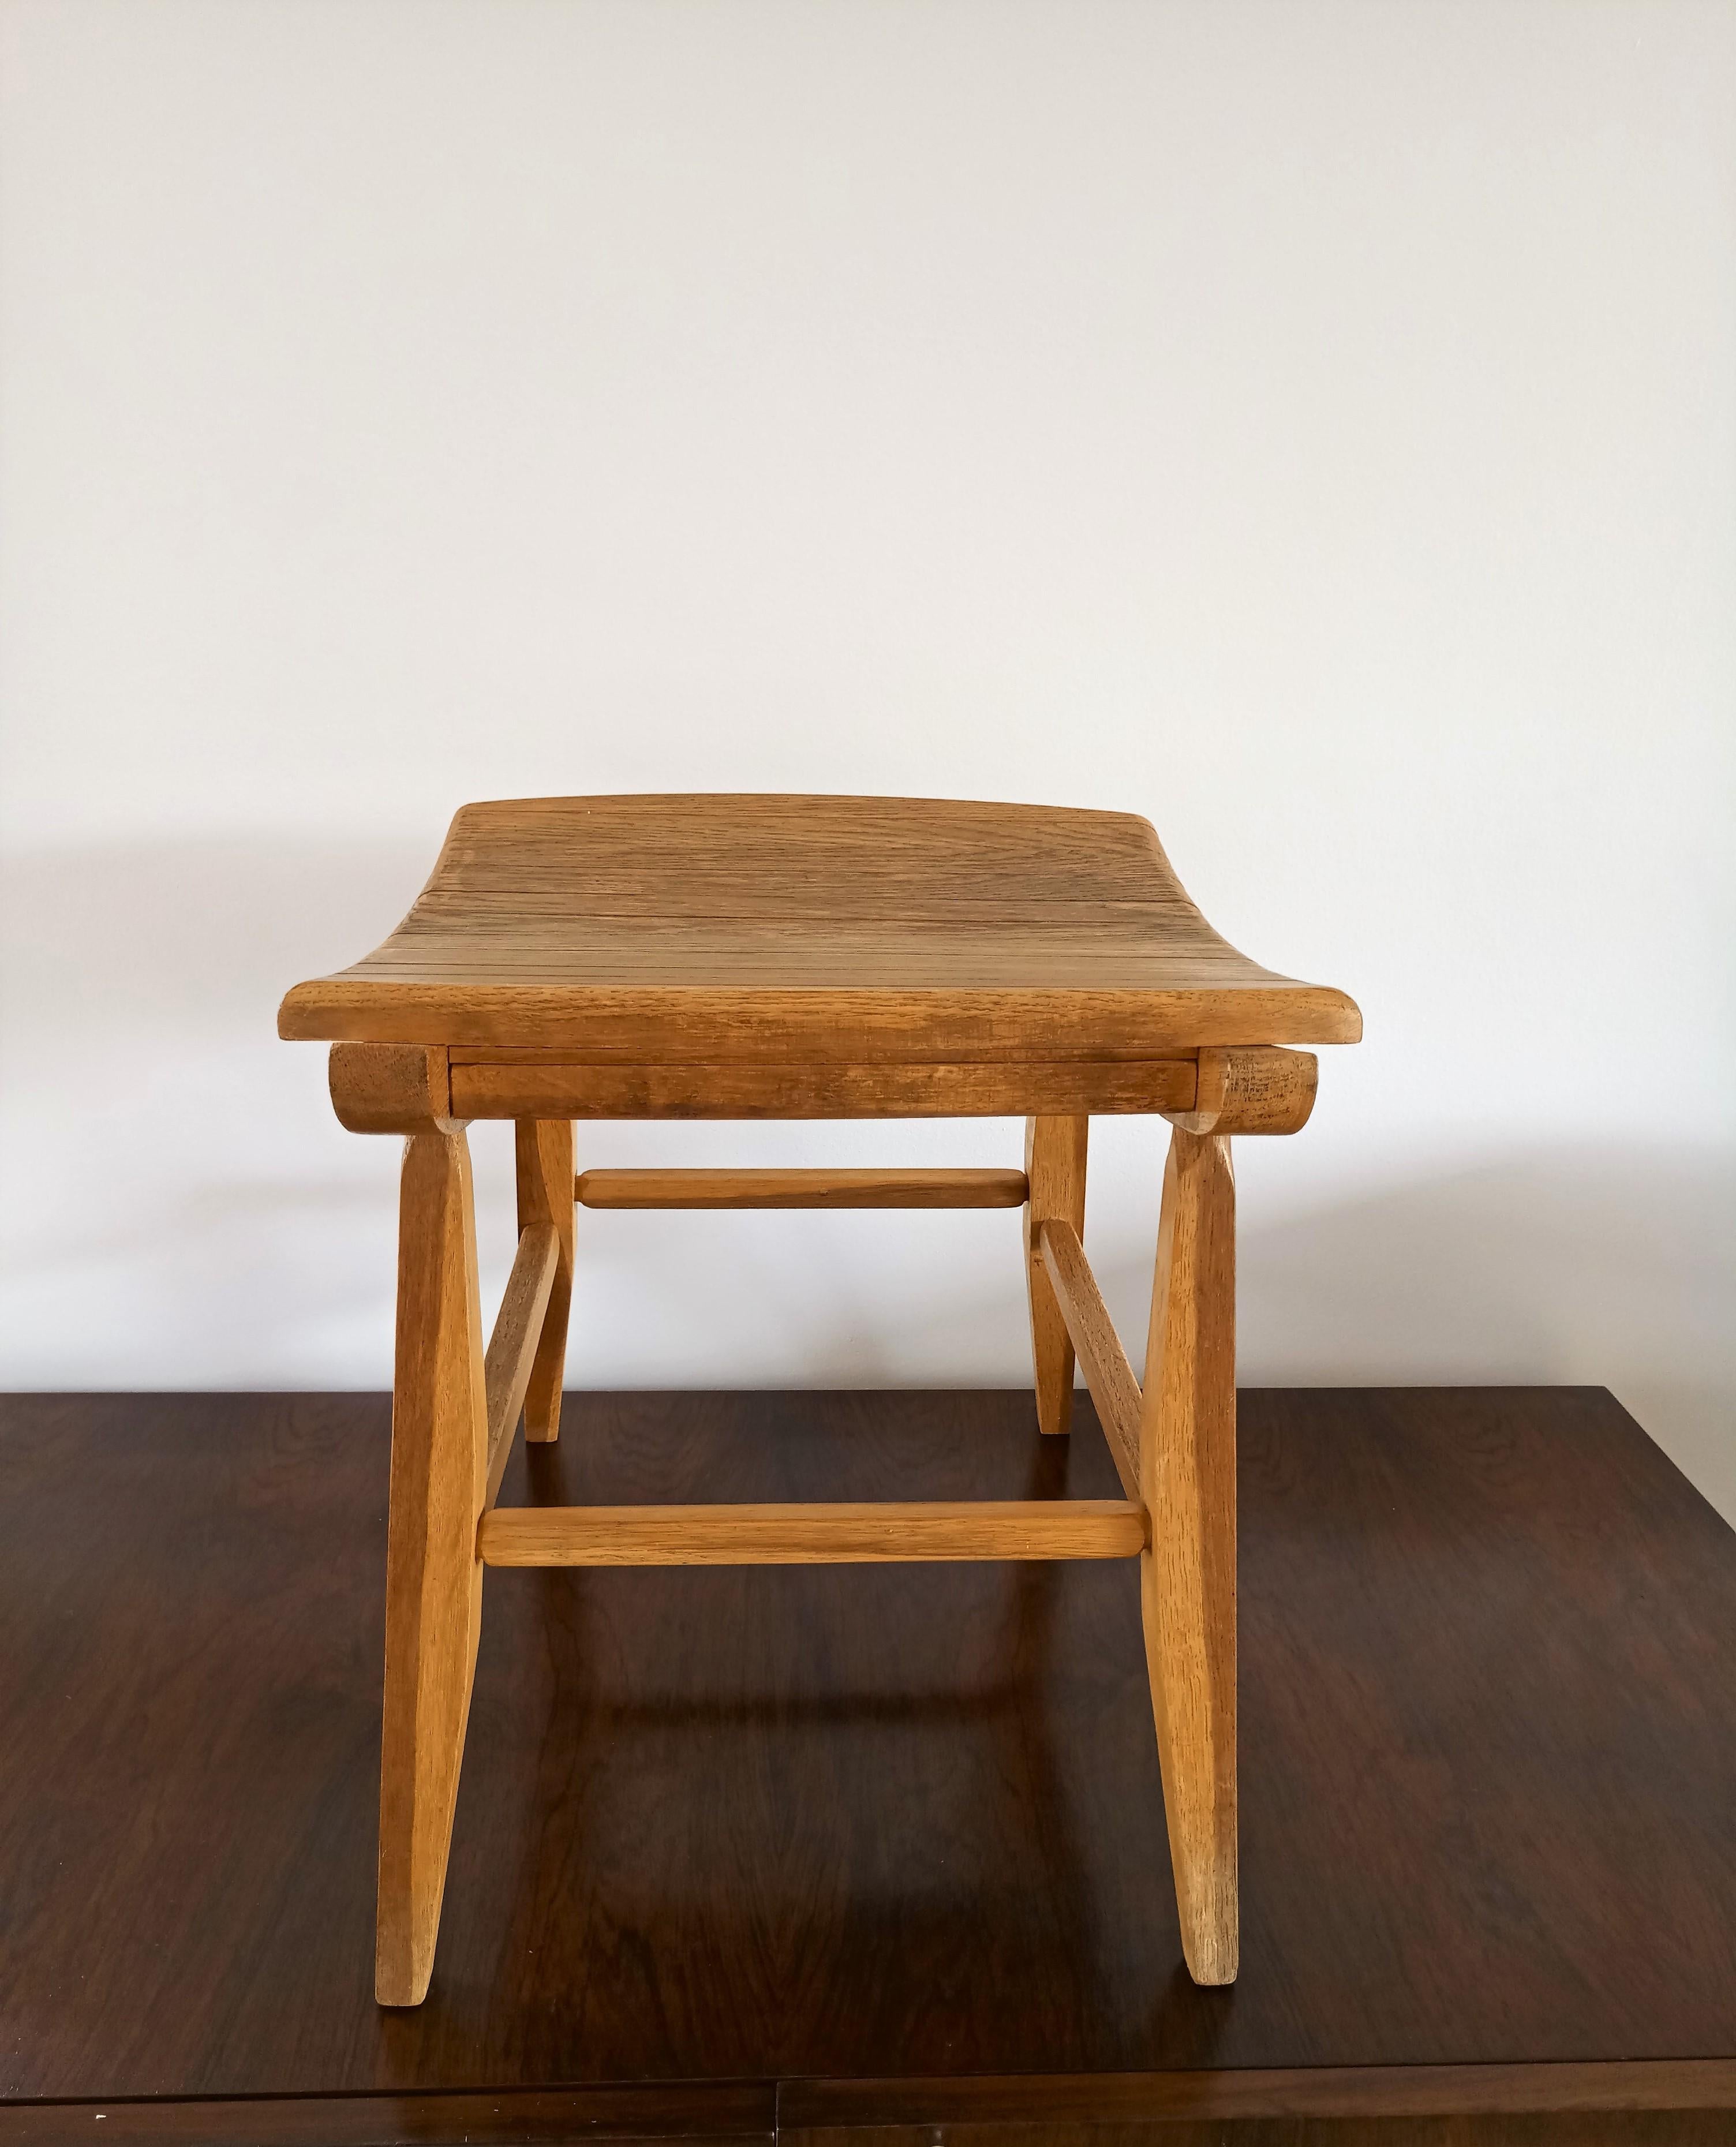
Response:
277,795,1361,1055
5,2078,1735,2147
2,1388,1733,2138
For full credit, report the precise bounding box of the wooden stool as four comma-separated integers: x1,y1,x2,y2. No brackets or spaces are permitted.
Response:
278,794,1360,2006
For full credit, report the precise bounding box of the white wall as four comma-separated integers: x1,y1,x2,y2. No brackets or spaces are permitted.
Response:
3,2,1733,1510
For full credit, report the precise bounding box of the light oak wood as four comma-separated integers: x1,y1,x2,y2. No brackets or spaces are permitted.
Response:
1165,1043,1318,1136
451,1057,1198,1121
286,793,1356,2004
328,1043,457,1135
482,1224,559,1505
1037,1220,1143,1500
1140,1127,1239,1986
1023,1117,1089,1437
377,1129,488,2008
574,1167,1030,1209
514,1121,575,1443
278,796,1361,1057
478,1499,1147,1567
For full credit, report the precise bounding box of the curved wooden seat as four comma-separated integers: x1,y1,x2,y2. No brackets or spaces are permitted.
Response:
277,794,1360,1059
281,791,1362,2010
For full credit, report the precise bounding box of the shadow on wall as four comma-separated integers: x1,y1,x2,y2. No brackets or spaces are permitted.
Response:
1236,1150,1736,1524
2,836,1733,1524
866,1140,1734,1525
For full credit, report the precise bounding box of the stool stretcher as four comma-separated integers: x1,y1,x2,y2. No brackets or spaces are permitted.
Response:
574,1166,1030,1209
478,1499,1148,1567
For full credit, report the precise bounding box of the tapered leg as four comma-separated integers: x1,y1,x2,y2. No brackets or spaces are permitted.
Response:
1024,1114,1088,1435
515,1119,575,1442
1139,1127,1238,1984
377,1128,488,2007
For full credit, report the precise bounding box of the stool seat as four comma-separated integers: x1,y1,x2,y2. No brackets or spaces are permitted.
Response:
278,793,1360,1059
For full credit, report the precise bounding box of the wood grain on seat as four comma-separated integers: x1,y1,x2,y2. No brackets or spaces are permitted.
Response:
276,795,1361,1058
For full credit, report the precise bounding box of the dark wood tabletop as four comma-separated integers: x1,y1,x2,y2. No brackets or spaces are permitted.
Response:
1,1386,1732,2143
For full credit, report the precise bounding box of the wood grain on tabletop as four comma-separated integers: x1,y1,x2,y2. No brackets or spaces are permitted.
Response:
1,1387,1733,2116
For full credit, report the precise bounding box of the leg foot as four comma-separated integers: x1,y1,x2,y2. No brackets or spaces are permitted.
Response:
1139,1127,1238,1984
377,1128,488,2006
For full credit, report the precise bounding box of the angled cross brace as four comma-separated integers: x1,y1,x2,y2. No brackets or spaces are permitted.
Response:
482,1224,559,1505
1037,1218,1143,1499
516,1122,574,1443
1024,1116,1089,1436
